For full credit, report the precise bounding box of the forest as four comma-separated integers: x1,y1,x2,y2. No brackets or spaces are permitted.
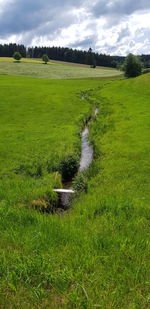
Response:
0,42,123,68
0,43,150,68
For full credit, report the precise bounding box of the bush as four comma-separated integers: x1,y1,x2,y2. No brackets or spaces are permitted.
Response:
123,53,142,78
59,154,79,181
42,54,49,64
90,64,96,68
73,173,88,192
142,68,150,74
13,51,22,61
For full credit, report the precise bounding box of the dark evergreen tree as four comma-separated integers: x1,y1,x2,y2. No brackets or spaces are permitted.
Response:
85,48,96,67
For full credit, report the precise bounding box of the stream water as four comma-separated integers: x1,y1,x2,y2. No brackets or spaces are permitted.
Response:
79,127,93,172
79,107,98,172
57,108,99,210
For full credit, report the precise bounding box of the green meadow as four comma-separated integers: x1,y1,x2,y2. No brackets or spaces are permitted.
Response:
0,75,103,206
0,59,149,308
0,57,122,79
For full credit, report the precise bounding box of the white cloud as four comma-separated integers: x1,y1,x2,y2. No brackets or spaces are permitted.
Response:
0,0,150,55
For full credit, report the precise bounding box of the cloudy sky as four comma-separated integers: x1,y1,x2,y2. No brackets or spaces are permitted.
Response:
0,0,150,55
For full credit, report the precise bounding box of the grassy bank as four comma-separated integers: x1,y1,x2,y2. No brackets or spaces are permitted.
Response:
0,74,149,308
0,75,103,207
0,57,122,79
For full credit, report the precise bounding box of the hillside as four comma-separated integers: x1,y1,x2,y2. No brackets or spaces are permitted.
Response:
0,72,149,308
0,76,101,207
0,57,122,79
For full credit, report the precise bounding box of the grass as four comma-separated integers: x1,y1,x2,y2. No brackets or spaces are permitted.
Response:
0,57,46,64
0,57,122,79
0,70,150,308
0,57,115,69
0,75,103,207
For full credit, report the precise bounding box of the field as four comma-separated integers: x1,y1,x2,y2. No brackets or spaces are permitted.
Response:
0,75,103,207
0,57,122,79
0,59,149,308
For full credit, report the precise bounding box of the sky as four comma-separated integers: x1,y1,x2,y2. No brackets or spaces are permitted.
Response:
0,0,150,55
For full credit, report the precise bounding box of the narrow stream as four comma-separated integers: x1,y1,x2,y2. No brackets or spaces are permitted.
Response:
79,126,93,172
79,108,98,172
57,108,99,210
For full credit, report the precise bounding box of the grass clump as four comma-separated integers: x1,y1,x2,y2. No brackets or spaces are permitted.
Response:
29,199,49,211
29,191,57,213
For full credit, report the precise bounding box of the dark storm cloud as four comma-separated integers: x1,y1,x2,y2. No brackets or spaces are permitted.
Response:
1,0,149,38
0,0,83,36
92,0,150,22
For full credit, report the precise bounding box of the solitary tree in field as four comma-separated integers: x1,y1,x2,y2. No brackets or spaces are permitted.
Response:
13,51,22,61
42,54,49,64
123,53,142,77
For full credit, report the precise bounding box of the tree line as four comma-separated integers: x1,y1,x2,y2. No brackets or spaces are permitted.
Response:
0,43,150,69
27,46,119,68
0,43,26,58
0,43,124,68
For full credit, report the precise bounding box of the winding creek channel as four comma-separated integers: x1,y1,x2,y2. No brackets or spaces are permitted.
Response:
54,107,99,209
79,107,99,172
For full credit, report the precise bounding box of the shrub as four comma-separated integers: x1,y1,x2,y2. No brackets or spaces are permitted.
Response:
90,64,96,69
142,68,150,74
73,173,88,192
59,154,79,181
13,51,22,61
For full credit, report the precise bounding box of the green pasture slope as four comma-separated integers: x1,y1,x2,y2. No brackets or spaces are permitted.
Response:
0,75,101,206
0,57,122,79
0,59,149,309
